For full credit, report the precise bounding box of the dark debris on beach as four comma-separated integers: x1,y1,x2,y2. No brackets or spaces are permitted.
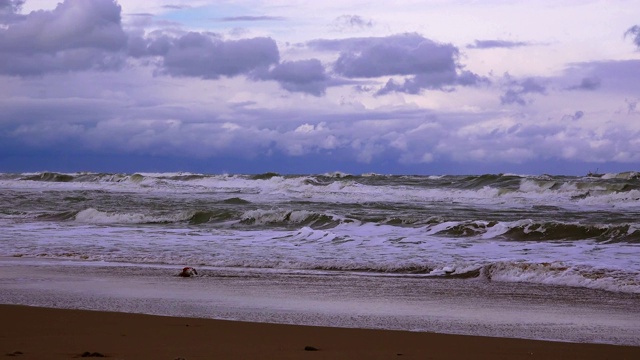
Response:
80,352,105,357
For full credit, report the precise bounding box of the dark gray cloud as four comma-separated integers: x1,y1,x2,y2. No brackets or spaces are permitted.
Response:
0,0,127,76
625,25,640,48
563,60,640,93
0,0,24,22
220,15,285,22
377,70,485,95
130,30,333,94
332,15,374,31
500,77,547,106
253,59,329,96
566,76,601,91
338,15,373,27
467,39,530,49
328,34,458,77
310,33,485,94
0,0,23,9
137,32,280,79
561,111,584,121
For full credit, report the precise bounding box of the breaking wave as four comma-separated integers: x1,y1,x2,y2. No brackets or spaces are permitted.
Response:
74,208,194,224
307,261,639,294
427,219,640,243
25,206,640,243
478,261,639,294
9,171,640,206
239,209,342,228
66,207,343,228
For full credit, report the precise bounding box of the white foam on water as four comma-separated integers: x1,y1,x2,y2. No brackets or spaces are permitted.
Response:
482,261,640,293
74,208,193,224
601,171,639,180
2,216,638,293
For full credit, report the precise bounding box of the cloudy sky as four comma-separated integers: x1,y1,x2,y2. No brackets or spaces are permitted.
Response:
1,0,639,175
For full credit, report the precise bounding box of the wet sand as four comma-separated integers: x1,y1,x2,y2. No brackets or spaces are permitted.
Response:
1,304,639,360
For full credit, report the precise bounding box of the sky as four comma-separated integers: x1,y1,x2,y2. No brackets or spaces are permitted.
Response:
1,0,640,175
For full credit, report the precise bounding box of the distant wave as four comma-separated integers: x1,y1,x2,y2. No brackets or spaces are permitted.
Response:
10,171,640,196
66,207,344,229
21,172,75,182
19,172,144,183
250,172,281,180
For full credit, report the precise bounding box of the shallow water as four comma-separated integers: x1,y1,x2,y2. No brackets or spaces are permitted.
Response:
1,257,639,345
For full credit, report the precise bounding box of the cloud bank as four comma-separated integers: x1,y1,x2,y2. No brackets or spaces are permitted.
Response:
1,0,640,175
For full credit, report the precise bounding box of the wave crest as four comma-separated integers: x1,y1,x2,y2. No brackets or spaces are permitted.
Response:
240,209,341,228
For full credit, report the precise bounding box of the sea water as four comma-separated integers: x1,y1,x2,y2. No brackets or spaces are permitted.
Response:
1,171,639,344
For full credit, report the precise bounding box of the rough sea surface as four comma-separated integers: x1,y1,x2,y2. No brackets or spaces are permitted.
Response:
1,171,639,344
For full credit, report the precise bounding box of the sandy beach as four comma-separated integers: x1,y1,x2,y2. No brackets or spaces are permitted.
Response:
1,304,639,360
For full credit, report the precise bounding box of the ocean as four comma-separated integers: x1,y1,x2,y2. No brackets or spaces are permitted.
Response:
1,171,640,344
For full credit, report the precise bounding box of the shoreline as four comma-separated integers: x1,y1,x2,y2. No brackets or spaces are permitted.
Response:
2,257,640,347
2,304,640,360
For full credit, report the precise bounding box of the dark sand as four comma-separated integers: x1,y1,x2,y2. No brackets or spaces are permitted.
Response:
1,304,639,359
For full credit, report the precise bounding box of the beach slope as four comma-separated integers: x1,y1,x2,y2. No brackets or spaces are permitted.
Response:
1,305,639,360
